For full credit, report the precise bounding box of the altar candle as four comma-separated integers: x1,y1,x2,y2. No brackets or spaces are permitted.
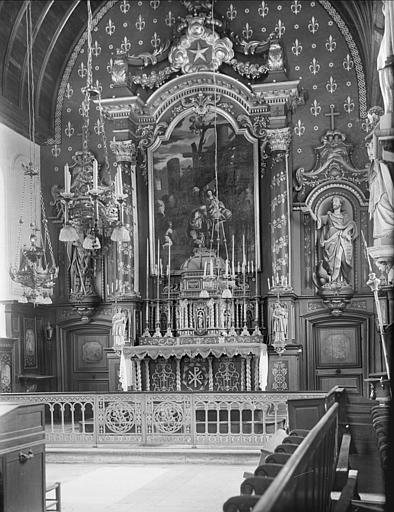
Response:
111,282,114,293
93,159,98,189
237,262,240,274
267,278,271,290
160,258,163,277
64,163,70,193
203,261,207,277
225,259,228,275
247,261,250,274
251,260,254,274
146,238,149,290
116,164,123,196
210,260,213,276
157,238,160,275
242,234,246,266
232,235,235,275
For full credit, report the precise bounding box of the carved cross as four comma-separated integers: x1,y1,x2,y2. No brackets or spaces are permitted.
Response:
325,104,340,131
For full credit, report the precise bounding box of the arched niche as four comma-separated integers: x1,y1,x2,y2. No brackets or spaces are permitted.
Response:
305,182,369,292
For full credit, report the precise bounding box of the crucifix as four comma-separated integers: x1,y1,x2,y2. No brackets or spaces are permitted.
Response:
325,104,340,131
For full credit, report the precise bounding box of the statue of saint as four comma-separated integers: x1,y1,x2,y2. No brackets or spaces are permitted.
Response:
305,196,358,284
367,138,394,242
272,302,288,346
112,308,127,346
377,0,394,116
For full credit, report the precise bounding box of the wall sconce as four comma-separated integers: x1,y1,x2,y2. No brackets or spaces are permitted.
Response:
44,321,54,343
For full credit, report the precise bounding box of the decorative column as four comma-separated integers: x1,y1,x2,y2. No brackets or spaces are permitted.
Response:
266,128,292,288
245,355,252,392
208,357,213,391
135,359,142,391
109,140,138,297
144,359,150,391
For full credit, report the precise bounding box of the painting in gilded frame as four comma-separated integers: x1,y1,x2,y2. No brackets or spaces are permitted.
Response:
149,112,259,271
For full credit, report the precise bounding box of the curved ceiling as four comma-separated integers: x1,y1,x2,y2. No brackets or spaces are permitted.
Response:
0,0,382,142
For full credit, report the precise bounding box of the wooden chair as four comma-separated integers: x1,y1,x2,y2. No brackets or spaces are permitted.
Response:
223,495,260,512
288,428,309,437
240,476,274,495
283,435,304,445
274,443,299,454
254,463,283,478
264,452,292,465
46,482,61,511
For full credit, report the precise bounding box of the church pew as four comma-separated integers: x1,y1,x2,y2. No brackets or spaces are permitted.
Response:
282,435,305,445
274,442,299,453
264,452,292,464
240,476,274,495
254,463,283,478
288,428,310,438
223,495,260,512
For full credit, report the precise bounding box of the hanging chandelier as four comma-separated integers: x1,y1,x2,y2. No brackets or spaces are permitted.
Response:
59,0,129,250
9,1,58,305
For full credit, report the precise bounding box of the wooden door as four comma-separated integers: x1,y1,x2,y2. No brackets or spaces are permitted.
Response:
68,328,110,391
312,320,368,395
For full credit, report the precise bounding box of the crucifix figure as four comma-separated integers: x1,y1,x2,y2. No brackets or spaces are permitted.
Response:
325,104,340,130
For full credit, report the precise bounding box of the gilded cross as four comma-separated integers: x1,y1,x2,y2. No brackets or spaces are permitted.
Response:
325,104,339,130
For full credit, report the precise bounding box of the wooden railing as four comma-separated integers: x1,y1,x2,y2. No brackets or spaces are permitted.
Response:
252,402,339,512
0,390,332,448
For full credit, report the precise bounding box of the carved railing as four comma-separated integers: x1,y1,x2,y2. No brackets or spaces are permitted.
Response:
0,391,330,447
253,402,339,512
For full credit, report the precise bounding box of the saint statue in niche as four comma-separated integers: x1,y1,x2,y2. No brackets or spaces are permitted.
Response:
304,196,358,285
377,0,394,117
272,303,288,347
112,308,128,346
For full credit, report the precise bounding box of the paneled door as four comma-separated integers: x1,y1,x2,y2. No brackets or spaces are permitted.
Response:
68,328,110,391
312,320,368,395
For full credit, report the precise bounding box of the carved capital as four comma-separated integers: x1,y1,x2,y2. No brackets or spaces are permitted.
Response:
110,140,137,163
266,128,292,152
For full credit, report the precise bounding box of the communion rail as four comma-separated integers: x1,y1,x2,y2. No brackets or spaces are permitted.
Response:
0,390,333,448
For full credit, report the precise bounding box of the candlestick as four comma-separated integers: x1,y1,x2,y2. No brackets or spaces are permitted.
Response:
160,258,163,277
117,164,123,196
267,278,271,291
242,233,246,267
203,261,207,277
64,163,71,193
232,235,235,276
93,159,98,190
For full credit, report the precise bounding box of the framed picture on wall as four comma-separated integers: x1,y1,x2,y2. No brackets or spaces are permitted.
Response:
316,326,361,368
23,317,37,369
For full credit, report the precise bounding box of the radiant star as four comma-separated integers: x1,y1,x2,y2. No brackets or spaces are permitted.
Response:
189,42,209,63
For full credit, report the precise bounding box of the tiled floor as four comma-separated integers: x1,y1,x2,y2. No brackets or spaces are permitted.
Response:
46,462,252,512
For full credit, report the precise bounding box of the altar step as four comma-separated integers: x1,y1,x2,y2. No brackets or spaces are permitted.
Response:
46,446,260,465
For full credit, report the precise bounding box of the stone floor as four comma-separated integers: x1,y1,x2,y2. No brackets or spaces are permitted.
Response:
46,462,252,512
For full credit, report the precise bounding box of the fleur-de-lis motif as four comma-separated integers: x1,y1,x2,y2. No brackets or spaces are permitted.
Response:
343,54,354,71
227,3,237,20
308,57,320,75
65,121,75,138
294,119,305,137
344,96,355,114
310,99,321,117
150,0,160,9
308,16,319,34
120,0,130,14
275,19,285,38
258,1,269,18
325,35,336,52
291,0,302,15
361,117,372,133
105,19,115,36
242,22,253,40
51,144,61,158
165,10,175,27
94,118,104,135
326,76,337,94
151,32,161,49
94,79,103,93
120,36,131,53
77,61,87,78
136,14,145,31
291,39,302,56
106,58,113,74
65,82,73,99
91,40,101,57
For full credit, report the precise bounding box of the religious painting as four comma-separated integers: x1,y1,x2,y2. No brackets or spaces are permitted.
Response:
149,112,259,272
23,318,37,369
316,327,360,367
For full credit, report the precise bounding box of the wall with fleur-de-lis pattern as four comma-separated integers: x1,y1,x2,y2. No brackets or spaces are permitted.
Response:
42,0,367,183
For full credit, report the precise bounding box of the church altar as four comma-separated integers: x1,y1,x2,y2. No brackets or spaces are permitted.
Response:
121,336,267,392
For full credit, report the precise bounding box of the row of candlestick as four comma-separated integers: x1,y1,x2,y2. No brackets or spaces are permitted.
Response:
63,161,124,198
203,259,256,278
267,274,289,290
